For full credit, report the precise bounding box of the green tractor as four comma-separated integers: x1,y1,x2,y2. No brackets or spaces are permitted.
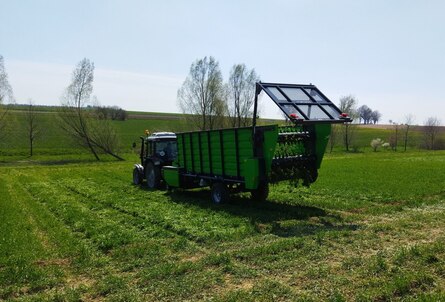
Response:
132,132,177,188
133,82,350,203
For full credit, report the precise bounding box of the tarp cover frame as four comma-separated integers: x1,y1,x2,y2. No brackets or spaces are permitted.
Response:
255,82,350,125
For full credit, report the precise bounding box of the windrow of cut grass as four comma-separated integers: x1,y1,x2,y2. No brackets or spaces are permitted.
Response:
1,151,445,301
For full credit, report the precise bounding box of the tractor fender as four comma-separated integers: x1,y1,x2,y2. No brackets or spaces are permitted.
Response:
134,163,144,174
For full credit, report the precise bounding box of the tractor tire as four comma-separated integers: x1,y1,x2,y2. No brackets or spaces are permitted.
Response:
251,183,269,202
133,167,143,185
211,182,229,204
145,162,161,189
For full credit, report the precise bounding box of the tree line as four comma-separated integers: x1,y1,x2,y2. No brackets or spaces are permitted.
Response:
357,105,381,124
331,95,443,151
1,54,443,159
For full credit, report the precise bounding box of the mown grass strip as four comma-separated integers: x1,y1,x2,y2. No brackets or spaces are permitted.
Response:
0,172,93,300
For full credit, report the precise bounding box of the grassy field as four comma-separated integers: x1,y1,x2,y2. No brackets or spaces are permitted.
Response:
3,107,441,157
0,110,188,156
1,151,445,301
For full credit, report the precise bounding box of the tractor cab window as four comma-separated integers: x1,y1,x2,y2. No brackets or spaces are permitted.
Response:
155,140,177,160
145,140,153,157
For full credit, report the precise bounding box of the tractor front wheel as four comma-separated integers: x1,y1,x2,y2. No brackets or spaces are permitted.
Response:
145,162,161,189
211,183,229,204
133,167,143,185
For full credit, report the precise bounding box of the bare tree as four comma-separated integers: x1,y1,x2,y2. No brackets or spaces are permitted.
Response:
371,110,381,124
389,122,399,151
423,117,441,150
89,118,120,157
328,124,340,153
25,100,39,156
0,55,14,138
357,105,373,124
395,122,399,151
402,114,414,151
389,120,400,151
338,95,358,151
227,64,259,127
338,95,357,118
59,58,123,160
177,56,226,130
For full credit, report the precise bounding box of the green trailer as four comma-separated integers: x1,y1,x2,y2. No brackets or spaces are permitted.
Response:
133,82,350,203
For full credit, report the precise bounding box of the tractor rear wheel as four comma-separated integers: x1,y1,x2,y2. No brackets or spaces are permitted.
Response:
133,167,142,185
145,162,161,189
251,183,269,202
211,182,229,204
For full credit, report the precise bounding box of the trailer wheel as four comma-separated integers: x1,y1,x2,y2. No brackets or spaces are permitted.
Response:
146,162,161,189
211,183,229,204
303,168,318,187
251,183,269,202
133,167,142,185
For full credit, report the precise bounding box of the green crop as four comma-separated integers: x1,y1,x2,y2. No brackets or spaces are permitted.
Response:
1,151,445,301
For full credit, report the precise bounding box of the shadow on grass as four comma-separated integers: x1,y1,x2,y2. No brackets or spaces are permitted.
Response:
165,189,359,238
0,159,97,166
0,155,126,166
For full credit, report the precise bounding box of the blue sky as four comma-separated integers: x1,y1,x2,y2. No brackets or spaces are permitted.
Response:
1,0,444,124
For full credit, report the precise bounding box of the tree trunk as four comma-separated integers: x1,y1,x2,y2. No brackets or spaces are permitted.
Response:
104,150,124,161
86,136,100,160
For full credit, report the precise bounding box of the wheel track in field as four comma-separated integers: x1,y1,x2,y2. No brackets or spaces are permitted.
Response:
3,175,54,254
19,168,213,265
53,178,213,245
24,178,161,251
51,167,257,245
56,166,369,266
15,169,254,280
51,181,255,301
12,170,169,300
1,172,99,300
19,170,277,300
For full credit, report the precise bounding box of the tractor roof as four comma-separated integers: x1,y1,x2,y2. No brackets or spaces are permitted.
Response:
147,132,177,141
257,82,351,124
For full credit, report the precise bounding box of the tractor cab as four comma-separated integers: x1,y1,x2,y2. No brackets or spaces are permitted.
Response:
143,132,177,164
133,132,177,187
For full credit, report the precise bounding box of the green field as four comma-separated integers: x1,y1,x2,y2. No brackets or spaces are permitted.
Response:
1,108,445,300
1,108,438,159
1,150,445,301
0,110,190,156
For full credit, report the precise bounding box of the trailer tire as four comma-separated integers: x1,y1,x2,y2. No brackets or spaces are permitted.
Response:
211,183,229,204
145,162,161,189
303,167,318,187
133,167,143,185
251,183,269,202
